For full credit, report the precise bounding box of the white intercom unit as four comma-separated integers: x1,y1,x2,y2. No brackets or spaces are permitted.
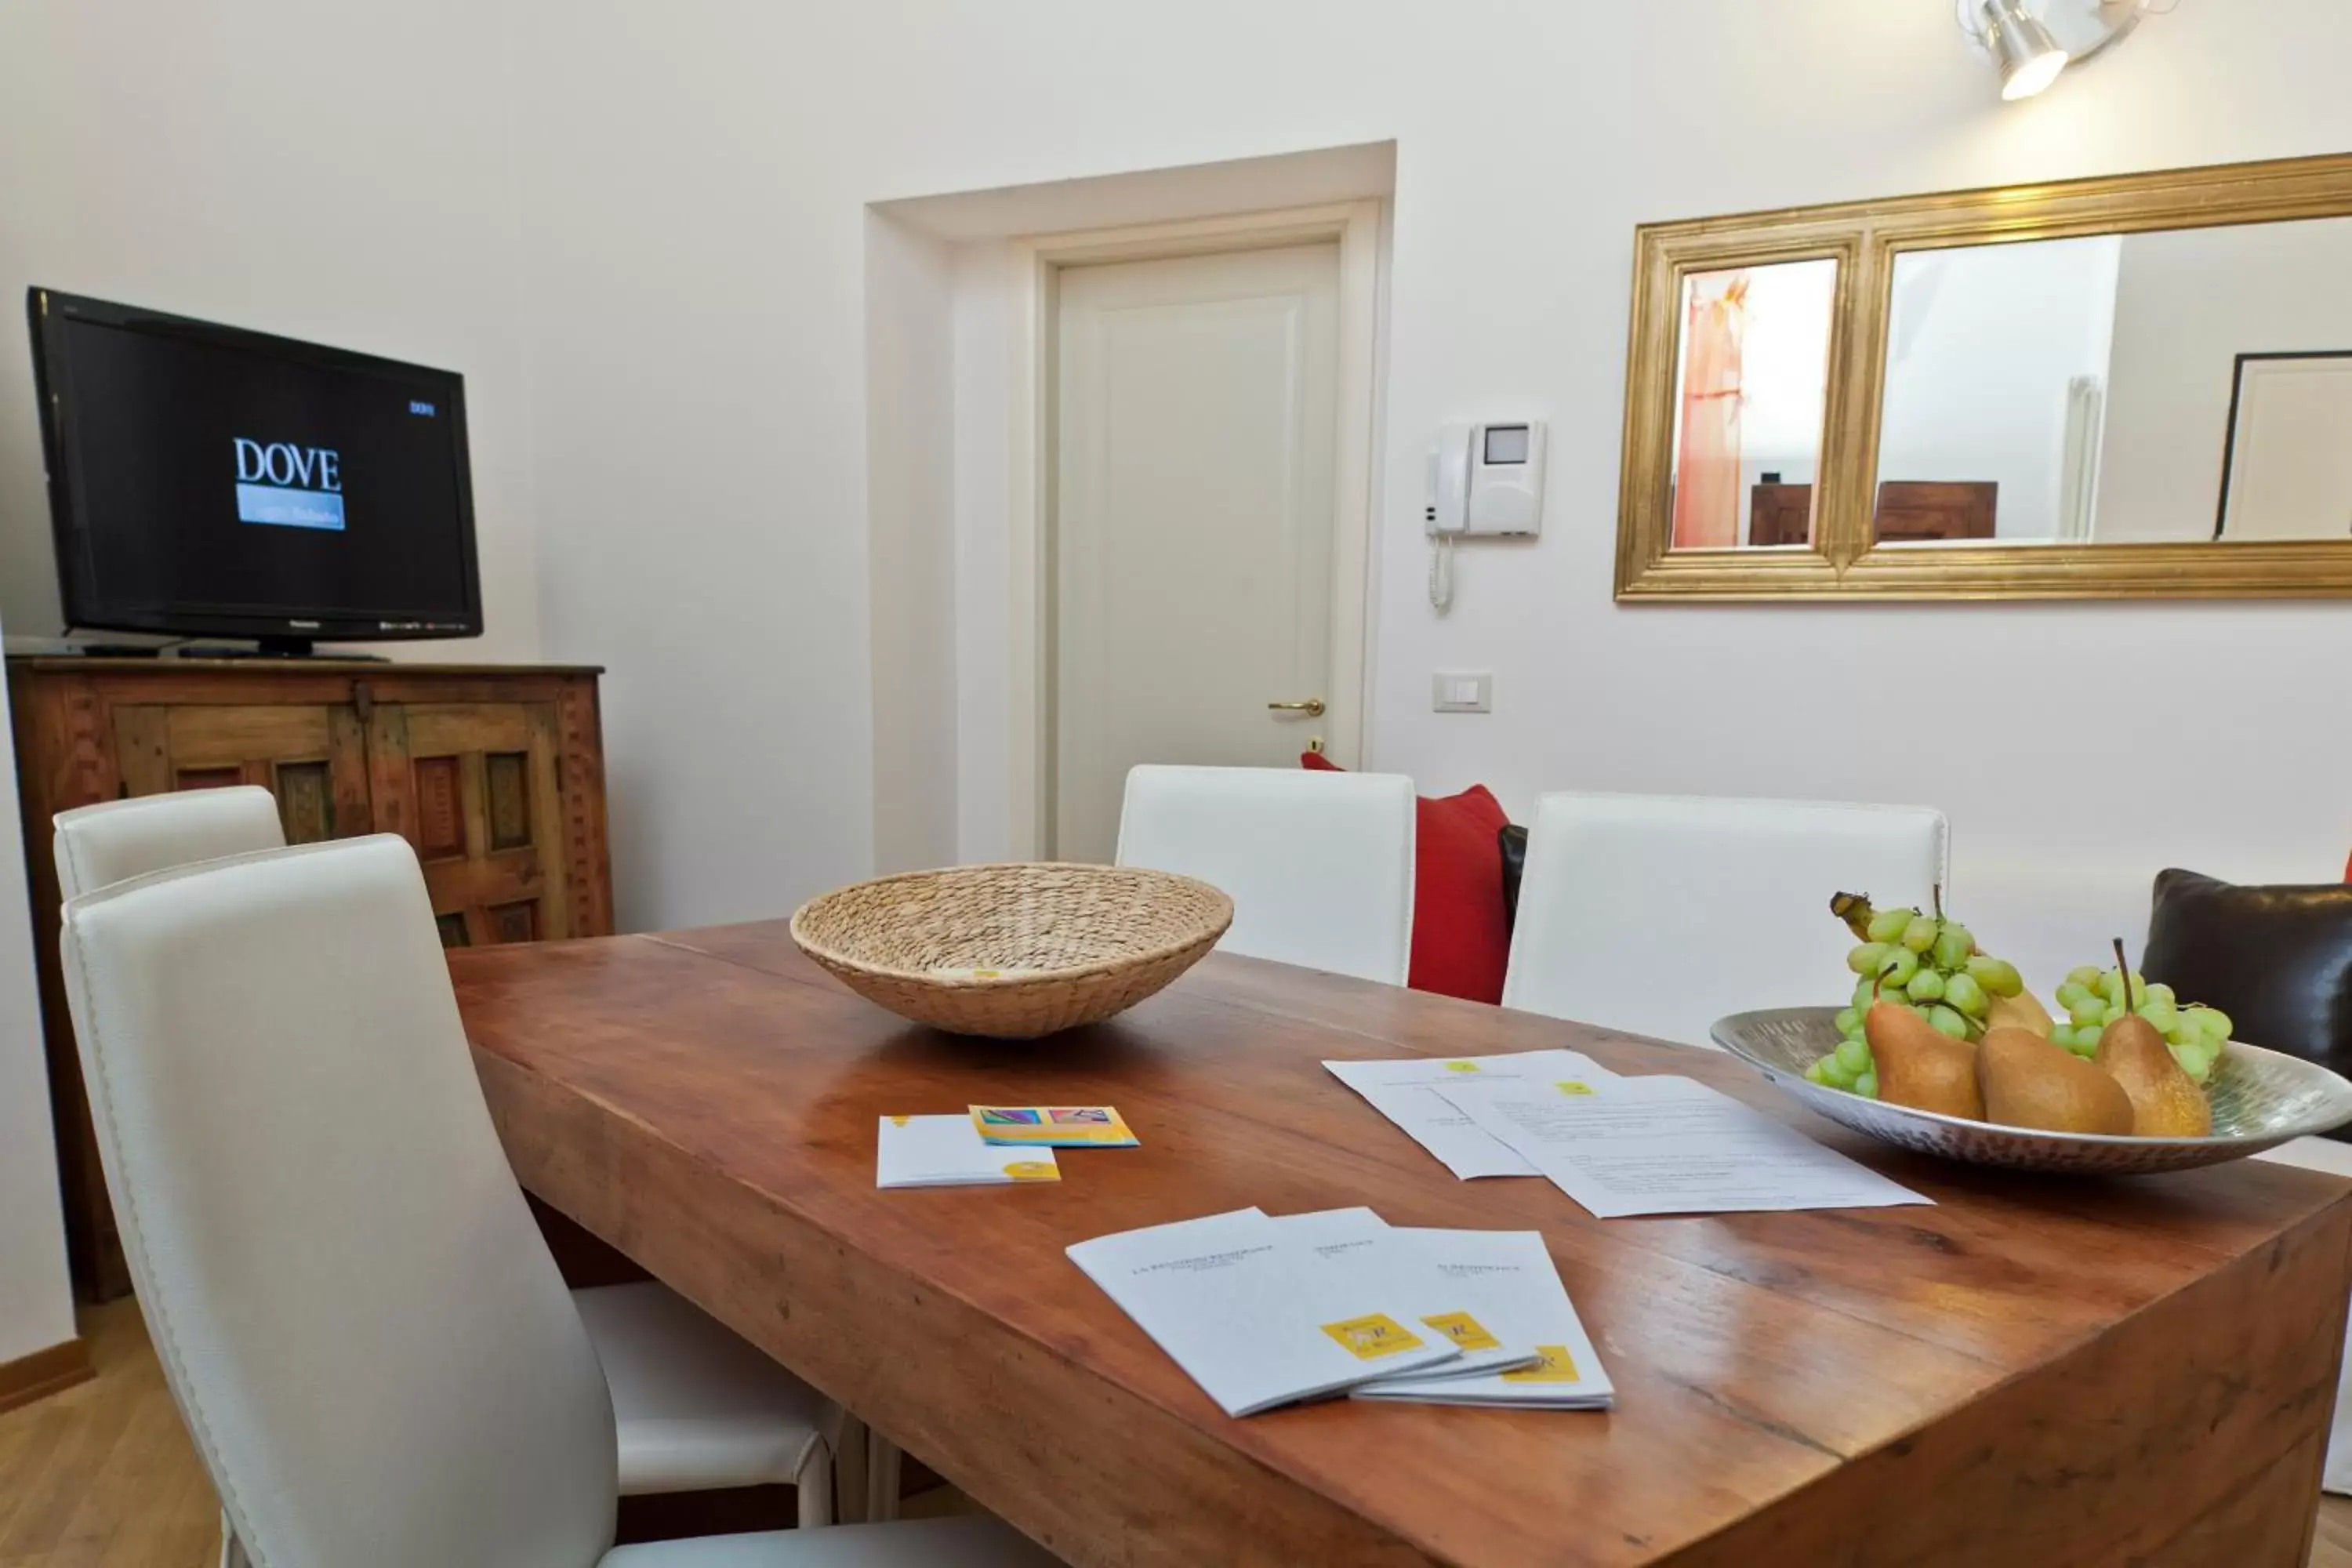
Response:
1425,422,1546,610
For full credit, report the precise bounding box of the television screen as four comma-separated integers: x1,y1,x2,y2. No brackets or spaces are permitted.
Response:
26,289,481,647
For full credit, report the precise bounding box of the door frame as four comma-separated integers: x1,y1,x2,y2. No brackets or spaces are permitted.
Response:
1004,200,1384,859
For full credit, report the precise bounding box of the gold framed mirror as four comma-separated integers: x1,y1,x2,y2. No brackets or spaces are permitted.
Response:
1615,152,2352,601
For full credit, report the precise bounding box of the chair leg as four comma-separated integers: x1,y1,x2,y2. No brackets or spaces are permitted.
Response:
832,1417,870,1524
796,1437,836,1530
866,1432,902,1523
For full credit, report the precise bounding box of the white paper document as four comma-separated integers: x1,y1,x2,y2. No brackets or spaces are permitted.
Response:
1269,1208,1536,1381
875,1115,1060,1189
1351,1229,1614,1410
1065,1208,1461,1416
1439,1074,1930,1219
1323,1049,1623,1179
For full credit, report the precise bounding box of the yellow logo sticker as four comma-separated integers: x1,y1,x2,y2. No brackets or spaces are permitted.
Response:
1443,1060,1482,1073
888,1115,911,1127
1555,1080,1595,1096
1501,1345,1581,1384
1421,1312,1501,1352
1001,1160,1060,1182
1320,1314,1427,1361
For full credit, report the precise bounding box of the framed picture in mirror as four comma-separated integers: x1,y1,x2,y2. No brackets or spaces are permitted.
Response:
1614,152,2352,601
2216,351,2352,541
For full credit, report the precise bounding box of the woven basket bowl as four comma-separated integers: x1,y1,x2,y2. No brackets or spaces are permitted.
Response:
789,862,1234,1038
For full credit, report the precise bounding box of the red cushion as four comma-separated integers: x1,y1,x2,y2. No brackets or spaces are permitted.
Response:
1301,753,1512,1004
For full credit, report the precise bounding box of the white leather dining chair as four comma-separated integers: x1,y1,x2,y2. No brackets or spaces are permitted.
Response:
1115,764,1416,985
1503,792,1949,1047
52,788,287,898
58,836,1056,1568
52,792,858,1532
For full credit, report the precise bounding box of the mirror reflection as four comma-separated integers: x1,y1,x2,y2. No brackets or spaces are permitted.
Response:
1668,258,1836,550
1875,216,2352,545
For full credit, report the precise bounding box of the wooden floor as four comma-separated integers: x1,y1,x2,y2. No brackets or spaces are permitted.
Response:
5,1299,2349,1566
0,1303,216,1567
2324,1498,2352,1568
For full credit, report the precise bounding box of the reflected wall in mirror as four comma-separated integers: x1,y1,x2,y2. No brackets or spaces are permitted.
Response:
1875,216,2352,547
1614,152,2352,601
1668,259,1836,550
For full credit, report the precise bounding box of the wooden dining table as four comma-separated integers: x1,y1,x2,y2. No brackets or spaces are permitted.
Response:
452,921,2352,1568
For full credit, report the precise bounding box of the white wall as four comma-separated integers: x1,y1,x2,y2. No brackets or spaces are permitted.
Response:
0,1,542,659
0,608,75,1364
2096,216,2352,541
864,212,960,873
1878,235,2120,539
505,5,884,927
949,242,1021,863
499,0,2352,987
2,0,2349,993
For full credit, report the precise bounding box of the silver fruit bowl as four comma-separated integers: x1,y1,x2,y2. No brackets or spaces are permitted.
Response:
1711,1007,2352,1175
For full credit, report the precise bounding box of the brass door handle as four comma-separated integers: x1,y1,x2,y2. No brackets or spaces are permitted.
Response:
1267,699,1326,717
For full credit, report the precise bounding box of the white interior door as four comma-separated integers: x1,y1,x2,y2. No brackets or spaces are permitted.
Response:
1051,241,1345,863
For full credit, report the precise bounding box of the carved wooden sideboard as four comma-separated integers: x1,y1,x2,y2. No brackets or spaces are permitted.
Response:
6,657,613,1299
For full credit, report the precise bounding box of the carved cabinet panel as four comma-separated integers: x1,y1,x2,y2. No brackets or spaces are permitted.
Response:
367,702,574,948
111,702,371,843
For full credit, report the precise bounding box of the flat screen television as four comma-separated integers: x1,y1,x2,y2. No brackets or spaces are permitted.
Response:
26,288,481,652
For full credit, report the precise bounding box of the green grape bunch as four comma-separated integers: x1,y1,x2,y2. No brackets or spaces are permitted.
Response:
2049,964,2230,1083
1806,891,2024,1100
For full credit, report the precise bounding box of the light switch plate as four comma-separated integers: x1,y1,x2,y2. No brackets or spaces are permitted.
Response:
1432,672,1493,713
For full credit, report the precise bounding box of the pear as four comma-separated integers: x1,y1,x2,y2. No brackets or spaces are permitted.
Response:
1984,987,2056,1040
1976,1025,2133,1136
2094,941,2211,1138
2096,1017,2212,1138
1864,1000,1983,1120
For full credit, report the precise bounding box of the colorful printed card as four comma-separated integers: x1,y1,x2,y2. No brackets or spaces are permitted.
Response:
971,1105,1140,1148
877,1115,1062,1189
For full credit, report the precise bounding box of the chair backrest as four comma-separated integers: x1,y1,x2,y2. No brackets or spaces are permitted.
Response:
1116,764,1416,985
53,786,287,901
60,836,615,1568
1503,792,1948,1047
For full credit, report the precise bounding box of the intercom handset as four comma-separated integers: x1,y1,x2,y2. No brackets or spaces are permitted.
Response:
1428,425,1475,537
1425,421,1547,610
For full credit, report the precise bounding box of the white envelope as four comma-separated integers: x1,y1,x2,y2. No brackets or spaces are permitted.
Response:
875,1114,1061,1189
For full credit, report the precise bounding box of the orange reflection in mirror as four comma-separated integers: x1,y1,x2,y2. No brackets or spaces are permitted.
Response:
1672,271,1748,549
